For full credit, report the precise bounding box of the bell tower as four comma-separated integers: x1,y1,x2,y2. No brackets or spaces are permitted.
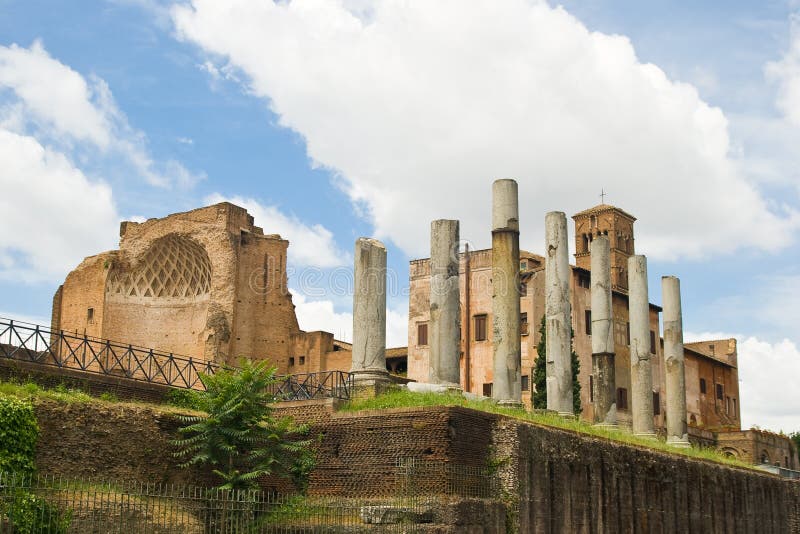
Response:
572,204,636,292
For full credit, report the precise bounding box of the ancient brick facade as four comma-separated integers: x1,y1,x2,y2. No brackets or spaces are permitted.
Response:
717,428,800,470
51,202,350,374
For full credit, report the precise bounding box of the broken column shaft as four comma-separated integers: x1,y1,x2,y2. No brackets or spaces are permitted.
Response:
663,276,690,447
591,235,616,426
545,211,573,415
351,237,389,386
491,179,521,405
628,255,655,436
429,219,461,387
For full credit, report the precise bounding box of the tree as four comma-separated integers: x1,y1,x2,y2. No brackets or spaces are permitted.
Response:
532,314,582,414
791,432,800,455
173,359,314,491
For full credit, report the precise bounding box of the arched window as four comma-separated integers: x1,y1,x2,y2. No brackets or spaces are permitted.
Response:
590,215,598,228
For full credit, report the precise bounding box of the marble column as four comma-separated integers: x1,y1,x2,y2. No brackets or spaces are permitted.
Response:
430,219,461,388
663,276,690,447
591,235,616,426
491,179,522,405
351,237,390,385
628,255,655,436
545,211,573,415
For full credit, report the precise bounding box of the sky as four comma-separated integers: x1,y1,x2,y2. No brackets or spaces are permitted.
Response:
0,0,799,432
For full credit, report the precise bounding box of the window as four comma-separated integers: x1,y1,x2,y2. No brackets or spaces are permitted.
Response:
726,396,731,414
732,398,737,416
474,314,488,341
87,307,94,322
578,274,590,289
288,357,295,367
617,388,628,410
520,312,529,336
653,391,661,415
626,322,630,345
589,375,594,402
700,378,707,394
299,356,305,365
521,375,530,392
716,383,724,401
585,310,592,336
483,383,493,397
417,323,428,346
591,214,598,228
520,260,528,271
649,331,656,354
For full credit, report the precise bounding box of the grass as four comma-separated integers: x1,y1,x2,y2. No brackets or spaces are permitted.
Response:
0,378,203,415
341,388,755,470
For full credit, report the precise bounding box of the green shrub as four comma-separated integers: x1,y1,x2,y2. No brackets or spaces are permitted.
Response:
165,388,204,411
173,360,314,491
4,490,71,534
0,396,39,476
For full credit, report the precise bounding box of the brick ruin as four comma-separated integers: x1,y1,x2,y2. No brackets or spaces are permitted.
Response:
50,202,351,375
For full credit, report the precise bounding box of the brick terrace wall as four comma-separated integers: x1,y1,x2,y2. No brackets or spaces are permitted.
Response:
304,406,495,497
23,399,800,532
493,419,800,533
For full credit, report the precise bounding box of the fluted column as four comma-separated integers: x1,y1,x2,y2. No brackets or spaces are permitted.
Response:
628,255,655,436
545,211,573,415
663,276,690,447
591,235,616,425
430,219,461,388
491,179,521,405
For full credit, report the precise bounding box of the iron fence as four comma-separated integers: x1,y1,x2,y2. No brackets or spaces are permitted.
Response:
0,318,352,401
0,464,500,533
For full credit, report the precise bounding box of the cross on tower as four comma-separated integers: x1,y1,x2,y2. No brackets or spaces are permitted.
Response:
600,188,607,204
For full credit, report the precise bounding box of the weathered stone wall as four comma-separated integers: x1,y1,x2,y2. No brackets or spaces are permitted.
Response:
32,399,211,486
493,419,799,533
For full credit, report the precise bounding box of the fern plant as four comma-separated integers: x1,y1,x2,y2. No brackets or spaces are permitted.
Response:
173,359,314,491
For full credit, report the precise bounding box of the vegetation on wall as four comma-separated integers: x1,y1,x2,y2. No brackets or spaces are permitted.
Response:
532,315,582,414
173,359,315,491
0,396,39,476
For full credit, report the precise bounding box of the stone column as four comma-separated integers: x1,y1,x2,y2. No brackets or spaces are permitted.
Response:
628,255,655,436
491,179,521,405
351,237,390,387
545,211,573,415
430,219,461,388
663,276,690,447
591,235,616,426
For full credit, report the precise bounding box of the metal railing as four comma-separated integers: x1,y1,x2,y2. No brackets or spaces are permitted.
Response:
269,370,352,402
0,463,500,533
0,318,352,400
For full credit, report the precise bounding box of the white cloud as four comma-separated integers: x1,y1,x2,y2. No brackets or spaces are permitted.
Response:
766,13,800,126
0,40,202,188
205,193,348,268
292,291,407,347
0,128,119,282
686,331,800,433
172,0,798,261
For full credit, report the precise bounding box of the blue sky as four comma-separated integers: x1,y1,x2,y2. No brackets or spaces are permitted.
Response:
1,0,799,430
